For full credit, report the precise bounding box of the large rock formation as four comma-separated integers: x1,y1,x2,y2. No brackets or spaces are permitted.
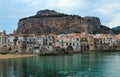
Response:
16,9,113,34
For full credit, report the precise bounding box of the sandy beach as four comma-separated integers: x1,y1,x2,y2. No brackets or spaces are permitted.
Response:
0,54,34,59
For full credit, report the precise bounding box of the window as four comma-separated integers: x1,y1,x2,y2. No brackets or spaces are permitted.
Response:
49,38,52,41
48,36,51,38
81,38,83,41
73,43,75,46
62,43,64,46
76,38,79,41
49,42,52,45
77,43,79,46
66,43,68,46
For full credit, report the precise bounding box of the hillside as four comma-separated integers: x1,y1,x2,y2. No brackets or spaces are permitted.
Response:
16,9,114,34
112,26,120,34
112,26,120,31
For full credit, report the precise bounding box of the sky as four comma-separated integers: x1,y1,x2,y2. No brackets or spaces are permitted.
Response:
0,0,120,33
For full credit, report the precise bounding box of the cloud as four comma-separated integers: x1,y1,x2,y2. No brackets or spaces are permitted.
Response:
95,2,120,27
24,0,42,6
105,13,120,28
46,0,76,9
95,2,120,15
44,0,76,13
23,0,88,14
0,0,120,33
0,25,4,32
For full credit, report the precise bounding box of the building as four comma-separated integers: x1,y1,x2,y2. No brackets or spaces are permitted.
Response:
0,31,8,52
54,34,82,53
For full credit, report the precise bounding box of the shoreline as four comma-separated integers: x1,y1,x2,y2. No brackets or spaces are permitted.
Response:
0,54,34,60
0,50,120,59
39,50,120,56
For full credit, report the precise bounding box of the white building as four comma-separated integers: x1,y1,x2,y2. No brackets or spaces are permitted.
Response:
54,34,82,52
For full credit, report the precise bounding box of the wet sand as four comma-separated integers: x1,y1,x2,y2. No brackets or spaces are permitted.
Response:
0,54,34,59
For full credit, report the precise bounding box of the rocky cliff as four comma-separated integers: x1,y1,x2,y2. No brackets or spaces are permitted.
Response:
16,9,113,34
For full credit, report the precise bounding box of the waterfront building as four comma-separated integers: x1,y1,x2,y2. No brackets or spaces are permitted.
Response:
0,31,7,46
95,34,115,51
34,34,55,54
17,34,38,54
0,31,8,52
87,35,95,51
0,32,119,54
114,34,120,50
80,36,89,52
54,33,82,53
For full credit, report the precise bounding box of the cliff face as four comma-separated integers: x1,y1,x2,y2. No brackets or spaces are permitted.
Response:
16,9,113,34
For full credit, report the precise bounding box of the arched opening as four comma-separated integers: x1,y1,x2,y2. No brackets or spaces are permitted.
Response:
67,46,74,53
